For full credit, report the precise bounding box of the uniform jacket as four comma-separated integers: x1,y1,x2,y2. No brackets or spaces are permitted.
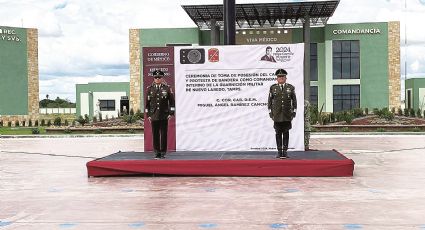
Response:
145,83,175,121
268,83,297,122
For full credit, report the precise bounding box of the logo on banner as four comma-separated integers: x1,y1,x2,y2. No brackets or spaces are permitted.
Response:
180,48,205,64
274,46,295,63
208,48,219,62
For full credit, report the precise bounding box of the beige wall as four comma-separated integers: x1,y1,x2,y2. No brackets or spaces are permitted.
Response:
388,21,401,110
129,29,141,113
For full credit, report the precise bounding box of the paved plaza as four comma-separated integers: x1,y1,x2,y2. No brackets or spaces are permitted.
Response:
1,135,425,229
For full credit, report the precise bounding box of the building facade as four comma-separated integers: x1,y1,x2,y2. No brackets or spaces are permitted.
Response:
0,26,39,126
76,82,130,120
129,22,400,113
405,78,425,113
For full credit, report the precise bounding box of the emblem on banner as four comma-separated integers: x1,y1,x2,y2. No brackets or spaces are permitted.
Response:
208,48,219,62
180,48,205,64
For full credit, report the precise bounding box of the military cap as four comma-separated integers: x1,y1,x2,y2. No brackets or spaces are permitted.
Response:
275,68,288,76
152,70,165,78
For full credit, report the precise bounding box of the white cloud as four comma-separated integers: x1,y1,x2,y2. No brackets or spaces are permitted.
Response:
410,60,421,72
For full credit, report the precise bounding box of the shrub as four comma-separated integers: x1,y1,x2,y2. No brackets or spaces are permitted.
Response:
319,113,330,125
135,109,143,120
76,115,87,126
397,107,403,116
22,120,26,127
35,120,39,126
41,119,46,126
409,108,415,117
364,108,369,115
64,128,72,134
123,114,136,124
15,121,20,127
417,109,422,118
344,113,354,124
72,120,76,126
95,129,103,134
31,128,40,134
334,111,345,122
128,129,135,134
105,114,109,121
423,110,425,119
376,127,385,132
0,120,3,127
84,114,90,124
412,127,421,132
403,108,409,117
47,120,52,126
93,116,97,123
353,108,363,118
8,121,12,127
54,117,62,126
382,111,394,121
29,120,33,127
98,112,103,122
372,108,379,115
64,119,69,126
130,108,134,116
391,107,396,114
341,127,350,132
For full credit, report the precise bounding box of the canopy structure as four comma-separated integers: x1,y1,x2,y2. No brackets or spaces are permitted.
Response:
182,1,340,30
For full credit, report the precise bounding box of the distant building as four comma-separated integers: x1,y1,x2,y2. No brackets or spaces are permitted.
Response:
76,82,130,120
129,21,400,113
405,78,425,113
0,26,39,126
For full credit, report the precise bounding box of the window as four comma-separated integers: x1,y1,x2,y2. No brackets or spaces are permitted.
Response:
310,86,318,107
333,85,360,112
310,43,318,81
99,100,115,111
333,40,360,79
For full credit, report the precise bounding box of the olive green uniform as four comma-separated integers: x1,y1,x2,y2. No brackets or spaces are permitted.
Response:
145,83,175,157
268,83,297,157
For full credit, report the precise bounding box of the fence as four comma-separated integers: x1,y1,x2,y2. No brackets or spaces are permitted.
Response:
39,108,76,114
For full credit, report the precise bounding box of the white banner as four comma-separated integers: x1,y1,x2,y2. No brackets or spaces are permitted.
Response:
174,44,304,151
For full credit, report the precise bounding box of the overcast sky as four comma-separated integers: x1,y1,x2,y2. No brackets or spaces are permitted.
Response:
1,0,425,102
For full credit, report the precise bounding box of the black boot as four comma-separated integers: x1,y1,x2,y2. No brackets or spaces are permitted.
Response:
276,150,283,158
275,133,283,159
160,152,166,159
154,152,161,159
280,150,288,159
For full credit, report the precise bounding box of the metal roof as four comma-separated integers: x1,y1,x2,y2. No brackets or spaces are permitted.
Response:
182,1,340,30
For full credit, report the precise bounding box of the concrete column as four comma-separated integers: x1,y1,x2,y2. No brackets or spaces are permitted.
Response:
210,19,220,45
223,0,235,45
303,16,311,102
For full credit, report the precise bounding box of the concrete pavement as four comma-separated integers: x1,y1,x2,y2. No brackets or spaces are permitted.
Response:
1,135,425,229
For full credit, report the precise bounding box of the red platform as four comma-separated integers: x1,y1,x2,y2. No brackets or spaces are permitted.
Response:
87,150,354,177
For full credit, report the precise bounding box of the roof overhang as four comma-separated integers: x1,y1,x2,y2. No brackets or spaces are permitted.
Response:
182,0,340,30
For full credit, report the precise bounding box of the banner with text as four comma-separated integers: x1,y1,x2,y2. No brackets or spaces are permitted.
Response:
174,44,304,151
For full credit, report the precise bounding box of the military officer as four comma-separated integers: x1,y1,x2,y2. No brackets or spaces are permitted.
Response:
145,70,175,159
268,68,297,159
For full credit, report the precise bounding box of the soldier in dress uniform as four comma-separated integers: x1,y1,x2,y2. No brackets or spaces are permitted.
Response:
268,68,297,159
145,70,175,159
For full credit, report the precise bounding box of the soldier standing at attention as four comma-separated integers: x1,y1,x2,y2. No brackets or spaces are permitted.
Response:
268,68,297,159
145,70,175,159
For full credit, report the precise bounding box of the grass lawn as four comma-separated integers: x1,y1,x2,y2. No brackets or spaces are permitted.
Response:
0,127,46,135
